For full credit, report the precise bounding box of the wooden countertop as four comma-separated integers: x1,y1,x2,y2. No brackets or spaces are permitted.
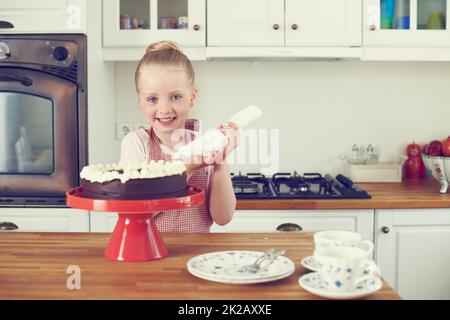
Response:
0,232,400,300
236,180,450,210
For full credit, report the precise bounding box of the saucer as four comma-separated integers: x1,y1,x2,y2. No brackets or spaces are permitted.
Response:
300,255,320,272
187,250,295,284
298,272,382,299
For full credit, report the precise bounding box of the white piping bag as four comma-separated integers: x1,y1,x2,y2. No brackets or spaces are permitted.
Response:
173,104,262,160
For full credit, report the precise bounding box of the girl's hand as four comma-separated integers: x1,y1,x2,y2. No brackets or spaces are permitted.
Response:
204,122,240,166
183,151,222,179
183,122,240,178
218,121,240,160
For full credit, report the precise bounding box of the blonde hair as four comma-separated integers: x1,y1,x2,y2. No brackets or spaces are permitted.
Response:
135,40,195,92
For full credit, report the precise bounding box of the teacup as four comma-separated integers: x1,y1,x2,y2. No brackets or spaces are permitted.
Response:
313,246,381,292
314,230,374,257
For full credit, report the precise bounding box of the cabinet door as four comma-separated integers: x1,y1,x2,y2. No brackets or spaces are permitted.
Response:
286,0,362,46
0,0,86,33
375,209,450,299
211,210,374,240
0,208,89,232
103,0,205,47
90,212,118,232
207,0,285,46
364,0,450,46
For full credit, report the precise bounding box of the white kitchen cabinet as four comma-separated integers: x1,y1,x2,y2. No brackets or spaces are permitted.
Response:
0,0,87,34
90,212,118,232
211,210,374,240
0,208,89,232
285,0,362,46
207,0,285,46
375,209,450,299
91,210,374,240
102,0,206,47
364,0,450,47
207,0,361,47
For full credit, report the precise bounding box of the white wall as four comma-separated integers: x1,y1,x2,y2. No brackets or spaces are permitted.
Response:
110,60,450,176
87,1,450,176
87,0,116,166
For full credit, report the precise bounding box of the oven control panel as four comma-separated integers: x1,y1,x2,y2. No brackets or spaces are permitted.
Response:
0,39,77,68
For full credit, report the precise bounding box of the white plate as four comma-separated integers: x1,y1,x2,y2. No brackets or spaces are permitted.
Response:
300,255,320,272
298,272,382,299
187,250,295,284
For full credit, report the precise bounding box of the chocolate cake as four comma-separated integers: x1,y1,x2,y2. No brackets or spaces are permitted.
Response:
80,161,187,200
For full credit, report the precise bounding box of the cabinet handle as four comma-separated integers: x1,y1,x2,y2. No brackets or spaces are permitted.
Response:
193,24,200,31
0,222,19,231
381,226,390,234
276,223,302,232
273,24,280,30
291,24,298,30
370,24,376,31
0,21,14,29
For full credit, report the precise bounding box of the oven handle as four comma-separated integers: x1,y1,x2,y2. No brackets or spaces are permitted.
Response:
0,20,14,29
0,73,33,87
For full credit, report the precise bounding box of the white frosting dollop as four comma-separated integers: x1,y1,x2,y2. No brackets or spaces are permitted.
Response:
80,160,186,183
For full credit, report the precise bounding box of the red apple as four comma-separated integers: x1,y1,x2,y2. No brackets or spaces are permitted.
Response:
443,136,450,157
428,140,443,156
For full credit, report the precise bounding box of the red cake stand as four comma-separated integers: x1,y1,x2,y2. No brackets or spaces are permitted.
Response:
66,186,204,262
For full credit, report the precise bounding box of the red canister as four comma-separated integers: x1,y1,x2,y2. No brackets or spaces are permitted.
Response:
403,142,422,180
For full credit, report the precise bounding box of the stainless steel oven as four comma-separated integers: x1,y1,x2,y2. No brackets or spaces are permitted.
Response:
0,34,87,206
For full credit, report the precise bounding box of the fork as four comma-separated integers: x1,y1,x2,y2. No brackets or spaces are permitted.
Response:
239,248,285,273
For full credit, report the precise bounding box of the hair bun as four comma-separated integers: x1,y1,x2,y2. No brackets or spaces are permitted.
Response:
146,41,182,54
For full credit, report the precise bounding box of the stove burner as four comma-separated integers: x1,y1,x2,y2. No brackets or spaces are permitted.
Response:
231,172,272,198
272,171,313,194
231,172,371,199
233,181,259,194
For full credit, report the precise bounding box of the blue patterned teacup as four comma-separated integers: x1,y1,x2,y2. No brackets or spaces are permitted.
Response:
313,246,380,292
314,230,373,257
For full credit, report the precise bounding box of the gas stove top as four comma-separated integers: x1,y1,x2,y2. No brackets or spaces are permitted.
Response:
231,172,371,199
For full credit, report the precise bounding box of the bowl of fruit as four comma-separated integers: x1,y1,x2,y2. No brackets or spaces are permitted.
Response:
422,136,450,193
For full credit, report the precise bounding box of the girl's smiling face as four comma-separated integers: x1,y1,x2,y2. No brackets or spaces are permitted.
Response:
137,65,196,136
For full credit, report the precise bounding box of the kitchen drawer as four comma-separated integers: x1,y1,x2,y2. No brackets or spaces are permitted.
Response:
211,210,374,241
90,212,118,232
0,208,89,232
90,210,374,241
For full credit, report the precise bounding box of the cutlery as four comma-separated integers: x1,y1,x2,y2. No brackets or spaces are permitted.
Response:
239,248,285,273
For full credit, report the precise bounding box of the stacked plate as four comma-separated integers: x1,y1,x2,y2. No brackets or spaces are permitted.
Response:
187,250,295,284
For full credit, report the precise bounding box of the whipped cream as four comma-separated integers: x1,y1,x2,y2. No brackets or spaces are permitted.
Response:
80,160,186,183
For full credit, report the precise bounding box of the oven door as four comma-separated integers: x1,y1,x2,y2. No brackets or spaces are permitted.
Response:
0,67,78,201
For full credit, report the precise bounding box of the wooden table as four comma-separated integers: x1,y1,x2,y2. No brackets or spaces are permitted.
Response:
0,232,400,300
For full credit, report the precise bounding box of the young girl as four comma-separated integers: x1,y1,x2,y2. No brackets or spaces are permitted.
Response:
119,41,238,232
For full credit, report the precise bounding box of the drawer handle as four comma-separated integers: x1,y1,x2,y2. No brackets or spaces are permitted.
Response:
381,226,390,234
276,223,302,232
0,222,19,231
291,24,298,30
0,21,14,29
369,24,376,31
273,24,280,30
193,24,200,31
